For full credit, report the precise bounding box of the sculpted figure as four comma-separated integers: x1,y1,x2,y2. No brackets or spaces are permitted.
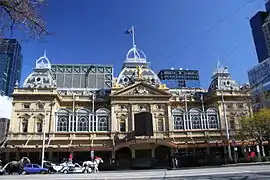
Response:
136,65,143,79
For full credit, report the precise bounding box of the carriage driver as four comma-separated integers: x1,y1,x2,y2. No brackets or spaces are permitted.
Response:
68,153,73,163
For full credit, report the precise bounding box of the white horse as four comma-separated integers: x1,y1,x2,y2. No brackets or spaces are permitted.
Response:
82,157,104,173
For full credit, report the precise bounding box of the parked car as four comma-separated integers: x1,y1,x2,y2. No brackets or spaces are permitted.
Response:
22,164,49,174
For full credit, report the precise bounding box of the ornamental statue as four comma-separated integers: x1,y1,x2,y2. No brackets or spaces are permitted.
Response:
136,65,143,79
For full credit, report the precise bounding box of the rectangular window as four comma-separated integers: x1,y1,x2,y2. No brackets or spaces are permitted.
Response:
158,119,164,131
37,122,42,132
120,120,126,132
22,121,28,132
230,120,235,129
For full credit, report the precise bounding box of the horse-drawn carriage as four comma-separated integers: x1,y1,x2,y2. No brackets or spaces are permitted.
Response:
43,161,90,174
43,157,104,174
0,156,104,175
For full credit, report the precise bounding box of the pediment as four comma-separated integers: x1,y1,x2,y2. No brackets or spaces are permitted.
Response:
111,82,171,97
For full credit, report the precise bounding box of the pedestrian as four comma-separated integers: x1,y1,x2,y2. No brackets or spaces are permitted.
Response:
68,153,73,163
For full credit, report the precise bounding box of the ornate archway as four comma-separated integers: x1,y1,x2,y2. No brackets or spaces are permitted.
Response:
115,147,132,169
155,145,170,167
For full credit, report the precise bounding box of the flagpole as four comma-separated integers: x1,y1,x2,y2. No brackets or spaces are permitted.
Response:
132,26,136,48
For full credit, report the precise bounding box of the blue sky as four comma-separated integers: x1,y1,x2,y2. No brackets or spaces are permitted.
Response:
20,0,265,88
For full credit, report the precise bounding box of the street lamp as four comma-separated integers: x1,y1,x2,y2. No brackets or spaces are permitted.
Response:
219,87,233,162
38,100,46,168
91,92,96,161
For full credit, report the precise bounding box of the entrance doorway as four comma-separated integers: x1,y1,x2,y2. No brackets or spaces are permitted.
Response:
115,147,132,169
134,112,153,136
155,145,170,167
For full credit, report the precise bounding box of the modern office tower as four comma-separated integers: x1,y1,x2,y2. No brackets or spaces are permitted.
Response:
248,57,270,110
157,68,200,89
250,11,269,63
266,0,270,13
248,0,270,110
0,39,22,96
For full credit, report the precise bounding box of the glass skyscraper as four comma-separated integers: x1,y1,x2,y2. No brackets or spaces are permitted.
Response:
250,11,269,63
0,39,22,96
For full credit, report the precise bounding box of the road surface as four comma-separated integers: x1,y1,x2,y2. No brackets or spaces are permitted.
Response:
1,164,270,179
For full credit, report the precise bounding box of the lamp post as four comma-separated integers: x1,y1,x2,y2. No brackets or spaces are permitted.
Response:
220,88,232,162
91,92,96,161
38,100,46,168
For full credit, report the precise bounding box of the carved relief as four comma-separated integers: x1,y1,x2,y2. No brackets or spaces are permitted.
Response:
136,104,148,111
132,86,148,95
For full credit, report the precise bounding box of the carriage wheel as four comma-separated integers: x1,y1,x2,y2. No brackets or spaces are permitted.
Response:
63,170,68,174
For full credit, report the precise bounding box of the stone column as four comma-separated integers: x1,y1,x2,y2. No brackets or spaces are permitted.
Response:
131,148,135,158
151,146,155,158
5,152,10,162
206,146,210,156
131,104,135,131
15,152,19,160
110,104,117,132
49,151,53,161
167,104,173,132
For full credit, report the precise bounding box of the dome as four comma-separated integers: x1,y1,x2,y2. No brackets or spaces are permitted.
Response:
208,62,240,92
23,51,56,88
125,46,147,63
23,71,56,88
117,66,161,87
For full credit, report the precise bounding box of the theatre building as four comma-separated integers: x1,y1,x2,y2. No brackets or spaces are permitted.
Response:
1,44,252,168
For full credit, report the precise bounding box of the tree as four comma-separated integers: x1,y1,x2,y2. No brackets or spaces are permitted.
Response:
238,108,270,156
0,0,49,39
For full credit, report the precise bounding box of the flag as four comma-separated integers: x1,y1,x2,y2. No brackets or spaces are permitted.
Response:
125,28,133,34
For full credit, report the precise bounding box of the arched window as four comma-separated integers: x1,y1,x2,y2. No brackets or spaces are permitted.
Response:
76,108,90,132
96,108,110,132
35,114,44,133
172,108,185,130
22,120,28,133
206,108,219,129
36,120,43,133
56,109,70,132
190,108,202,129
21,114,30,133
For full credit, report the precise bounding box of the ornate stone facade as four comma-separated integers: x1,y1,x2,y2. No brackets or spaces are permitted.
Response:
1,47,252,167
